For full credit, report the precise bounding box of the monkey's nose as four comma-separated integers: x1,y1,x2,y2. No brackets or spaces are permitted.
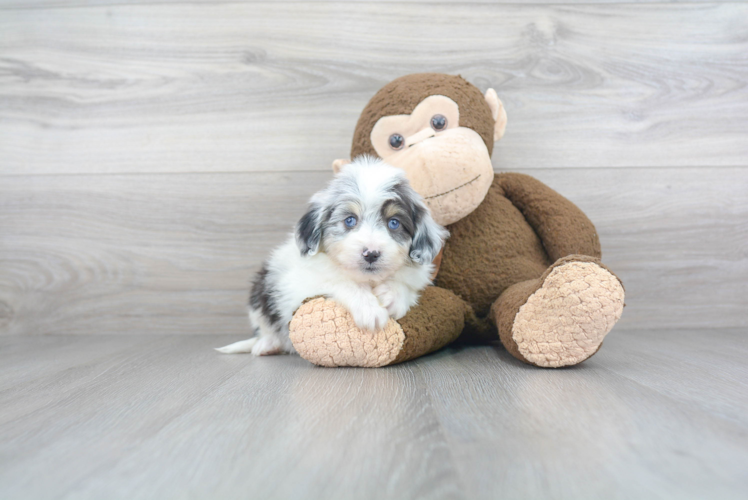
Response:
406,128,436,148
363,250,380,264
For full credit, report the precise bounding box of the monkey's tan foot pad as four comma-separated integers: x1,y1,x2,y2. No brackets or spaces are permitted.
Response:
513,261,625,368
289,297,405,367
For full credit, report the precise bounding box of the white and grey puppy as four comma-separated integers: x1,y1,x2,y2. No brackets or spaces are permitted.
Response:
217,156,448,356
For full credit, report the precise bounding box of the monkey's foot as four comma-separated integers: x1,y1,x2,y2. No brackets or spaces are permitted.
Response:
495,256,625,368
289,297,406,367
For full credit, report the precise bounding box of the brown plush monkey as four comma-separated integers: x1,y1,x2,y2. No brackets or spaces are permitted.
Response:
289,73,624,368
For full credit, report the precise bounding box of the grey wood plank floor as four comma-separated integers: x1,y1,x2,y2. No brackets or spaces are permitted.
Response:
1,331,746,499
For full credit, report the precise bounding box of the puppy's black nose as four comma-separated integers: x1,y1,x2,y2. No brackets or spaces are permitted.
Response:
363,250,380,264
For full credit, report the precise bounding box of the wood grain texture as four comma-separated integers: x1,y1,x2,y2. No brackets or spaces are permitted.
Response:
0,333,746,499
3,0,742,9
413,331,748,499
0,171,328,336
1,167,746,336
1,3,747,174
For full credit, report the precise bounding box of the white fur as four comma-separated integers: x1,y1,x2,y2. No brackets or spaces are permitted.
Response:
216,157,447,356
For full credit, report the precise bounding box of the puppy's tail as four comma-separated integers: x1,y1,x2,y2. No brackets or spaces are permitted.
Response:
214,337,258,354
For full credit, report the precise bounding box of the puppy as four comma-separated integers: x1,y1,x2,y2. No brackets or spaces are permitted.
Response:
216,156,448,356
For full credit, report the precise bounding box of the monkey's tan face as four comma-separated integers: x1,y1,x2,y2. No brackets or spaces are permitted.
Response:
370,95,494,226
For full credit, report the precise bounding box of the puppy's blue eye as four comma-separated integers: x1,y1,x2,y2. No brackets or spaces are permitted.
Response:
388,218,400,230
344,216,357,228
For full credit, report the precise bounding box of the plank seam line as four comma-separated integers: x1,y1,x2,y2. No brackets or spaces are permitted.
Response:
1,165,746,178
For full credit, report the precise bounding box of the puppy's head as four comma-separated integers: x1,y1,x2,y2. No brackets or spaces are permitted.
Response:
295,156,448,281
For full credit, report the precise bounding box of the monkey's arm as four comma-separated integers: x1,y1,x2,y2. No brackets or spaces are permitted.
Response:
497,173,602,261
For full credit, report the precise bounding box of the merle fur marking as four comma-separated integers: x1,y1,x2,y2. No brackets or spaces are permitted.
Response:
380,199,415,245
390,181,442,264
295,203,323,256
249,265,281,326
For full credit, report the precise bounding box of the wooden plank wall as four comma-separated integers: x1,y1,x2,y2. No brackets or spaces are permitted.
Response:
1,2,746,335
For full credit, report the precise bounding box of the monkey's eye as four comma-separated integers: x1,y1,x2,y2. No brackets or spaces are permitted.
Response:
388,218,400,230
389,134,404,150
430,114,447,131
344,216,357,228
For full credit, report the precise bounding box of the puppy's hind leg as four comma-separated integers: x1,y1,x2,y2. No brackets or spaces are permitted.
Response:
214,308,264,354
216,334,285,356
214,337,259,354
249,335,286,356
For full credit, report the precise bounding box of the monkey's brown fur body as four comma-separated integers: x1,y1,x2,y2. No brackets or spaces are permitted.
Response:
289,74,625,368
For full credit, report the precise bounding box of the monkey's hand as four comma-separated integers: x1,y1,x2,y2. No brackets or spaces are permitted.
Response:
289,287,467,367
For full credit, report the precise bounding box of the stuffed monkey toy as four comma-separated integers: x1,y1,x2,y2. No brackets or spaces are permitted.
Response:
289,73,625,368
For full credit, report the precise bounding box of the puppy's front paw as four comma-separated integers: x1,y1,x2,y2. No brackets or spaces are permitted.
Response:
352,300,390,333
373,283,409,320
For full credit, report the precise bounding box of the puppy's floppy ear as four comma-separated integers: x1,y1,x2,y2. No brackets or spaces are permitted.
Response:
295,202,323,256
410,201,449,265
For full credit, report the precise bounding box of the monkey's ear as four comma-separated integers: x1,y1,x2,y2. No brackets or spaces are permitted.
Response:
295,203,323,256
332,158,351,174
484,88,508,142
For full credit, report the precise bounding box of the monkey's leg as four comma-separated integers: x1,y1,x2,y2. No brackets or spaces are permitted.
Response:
289,286,468,367
491,255,625,368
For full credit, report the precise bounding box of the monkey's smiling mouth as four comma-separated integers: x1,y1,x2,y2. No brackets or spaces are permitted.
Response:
425,174,481,200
